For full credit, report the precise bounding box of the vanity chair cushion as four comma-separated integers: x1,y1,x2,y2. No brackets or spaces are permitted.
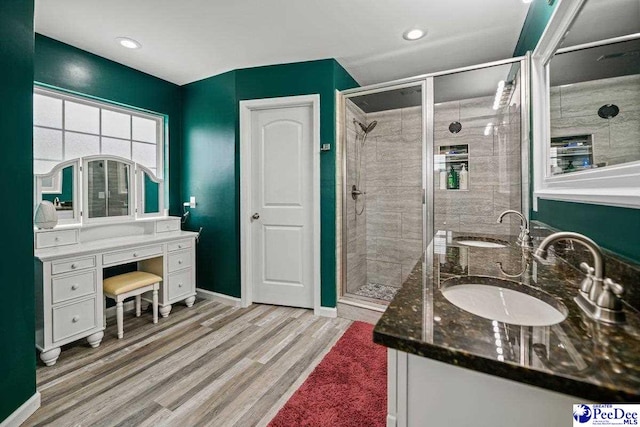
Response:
104,271,162,340
103,271,162,295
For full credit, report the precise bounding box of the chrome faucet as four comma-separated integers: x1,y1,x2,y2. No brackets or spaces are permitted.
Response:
496,210,533,249
534,231,625,324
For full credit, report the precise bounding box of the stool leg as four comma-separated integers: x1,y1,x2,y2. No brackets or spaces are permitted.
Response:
116,300,124,339
136,295,141,317
152,288,158,324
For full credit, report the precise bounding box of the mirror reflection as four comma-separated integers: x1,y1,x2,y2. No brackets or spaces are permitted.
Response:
549,39,640,175
86,159,131,219
41,165,74,220
547,0,640,176
142,171,160,215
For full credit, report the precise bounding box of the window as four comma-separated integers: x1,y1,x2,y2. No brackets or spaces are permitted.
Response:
33,86,164,179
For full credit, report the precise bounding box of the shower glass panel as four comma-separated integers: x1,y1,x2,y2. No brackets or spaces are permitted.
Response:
432,62,524,277
343,84,424,303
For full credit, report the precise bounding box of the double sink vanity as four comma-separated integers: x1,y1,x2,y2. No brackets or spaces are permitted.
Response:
374,222,640,426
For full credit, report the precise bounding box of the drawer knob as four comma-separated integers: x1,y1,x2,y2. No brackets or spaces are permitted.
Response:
178,260,183,265
133,253,138,257
54,237,60,241
178,245,182,249
72,315,80,323
71,284,79,291
178,283,183,288
70,263,77,269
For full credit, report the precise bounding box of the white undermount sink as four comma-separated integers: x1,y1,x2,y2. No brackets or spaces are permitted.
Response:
455,240,507,248
453,236,509,248
441,276,567,326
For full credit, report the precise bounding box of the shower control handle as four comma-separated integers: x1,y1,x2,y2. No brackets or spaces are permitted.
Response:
351,185,366,200
252,213,260,220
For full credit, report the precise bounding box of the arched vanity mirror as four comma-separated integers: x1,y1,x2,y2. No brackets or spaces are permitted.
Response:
34,159,80,225
137,164,164,218
34,155,165,226
84,156,134,222
532,0,640,208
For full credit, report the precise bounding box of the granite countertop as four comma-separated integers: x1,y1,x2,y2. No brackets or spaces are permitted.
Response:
373,227,640,402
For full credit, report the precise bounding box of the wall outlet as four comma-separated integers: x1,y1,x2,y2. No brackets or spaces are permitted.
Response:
189,196,196,208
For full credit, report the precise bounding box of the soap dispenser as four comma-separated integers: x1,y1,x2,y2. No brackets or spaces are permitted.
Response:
459,164,468,190
439,169,447,190
447,165,458,190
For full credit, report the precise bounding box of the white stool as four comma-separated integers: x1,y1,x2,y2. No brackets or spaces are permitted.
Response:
103,271,162,339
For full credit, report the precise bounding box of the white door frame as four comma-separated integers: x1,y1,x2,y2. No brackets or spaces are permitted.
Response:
239,94,325,316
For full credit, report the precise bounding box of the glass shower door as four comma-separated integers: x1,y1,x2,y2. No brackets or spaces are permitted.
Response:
342,83,425,304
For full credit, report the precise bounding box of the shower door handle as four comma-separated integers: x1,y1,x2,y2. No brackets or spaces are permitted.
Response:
252,213,260,220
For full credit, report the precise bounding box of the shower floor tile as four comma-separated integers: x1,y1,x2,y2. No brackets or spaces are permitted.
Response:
353,283,399,301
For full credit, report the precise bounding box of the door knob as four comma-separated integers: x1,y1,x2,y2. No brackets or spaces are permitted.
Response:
252,213,260,220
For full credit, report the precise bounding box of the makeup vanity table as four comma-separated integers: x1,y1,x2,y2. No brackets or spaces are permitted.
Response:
34,218,197,366
33,156,197,366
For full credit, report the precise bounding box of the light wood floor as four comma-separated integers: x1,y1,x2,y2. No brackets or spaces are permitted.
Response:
26,300,352,427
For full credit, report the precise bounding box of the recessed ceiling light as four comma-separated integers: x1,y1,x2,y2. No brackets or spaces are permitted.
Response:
522,0,533,3
116,37,141,49
403,29,426,41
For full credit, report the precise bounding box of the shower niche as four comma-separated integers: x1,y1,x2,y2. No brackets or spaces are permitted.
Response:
436,144,469,191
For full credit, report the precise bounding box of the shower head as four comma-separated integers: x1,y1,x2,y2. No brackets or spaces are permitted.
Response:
355,120,378,134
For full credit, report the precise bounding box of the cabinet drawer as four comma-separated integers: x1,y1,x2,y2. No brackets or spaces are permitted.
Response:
156,219,180,233
52,256,96,275
52,270,96,304
36,229,78,249
167,269,193,301
167,239,192,252
168,250,192,273
103,245,163,266
52,297,97,343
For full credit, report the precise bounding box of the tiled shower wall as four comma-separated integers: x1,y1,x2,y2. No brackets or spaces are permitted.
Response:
364,106,423,288
343,81,523,294
434,81,522,236
344,100,368,293
550,74,640,168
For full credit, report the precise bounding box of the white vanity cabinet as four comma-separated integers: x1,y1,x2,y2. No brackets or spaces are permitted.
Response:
34,217,198,366
386,349,583,427
35,254,104,366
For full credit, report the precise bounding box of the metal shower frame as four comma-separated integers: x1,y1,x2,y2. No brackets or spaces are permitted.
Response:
338,55,531,304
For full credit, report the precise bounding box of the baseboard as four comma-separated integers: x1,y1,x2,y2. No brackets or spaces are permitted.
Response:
314,306,337,318
1,392,40,427
196,288,242,307
386,414,397,427
104,301,135,319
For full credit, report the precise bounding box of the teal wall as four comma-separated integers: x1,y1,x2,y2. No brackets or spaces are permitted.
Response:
182,71,239,297
182,60,358,306
34,35,183,215
534,200,640,263
0,0,36,421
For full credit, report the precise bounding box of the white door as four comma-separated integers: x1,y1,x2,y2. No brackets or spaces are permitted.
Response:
250,105,314,308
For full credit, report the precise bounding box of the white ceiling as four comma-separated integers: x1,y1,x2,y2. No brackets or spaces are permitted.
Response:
34,0,531,86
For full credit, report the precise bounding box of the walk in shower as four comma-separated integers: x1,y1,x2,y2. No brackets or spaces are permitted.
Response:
338,58,528,305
